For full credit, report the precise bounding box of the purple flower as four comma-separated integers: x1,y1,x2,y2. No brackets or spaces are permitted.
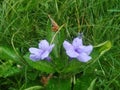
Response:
29,40,54,61
63,37,93,62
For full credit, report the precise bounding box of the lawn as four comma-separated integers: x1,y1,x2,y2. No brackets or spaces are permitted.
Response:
0,0,120,90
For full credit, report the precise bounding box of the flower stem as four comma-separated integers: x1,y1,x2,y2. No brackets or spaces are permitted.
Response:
50,24,65,44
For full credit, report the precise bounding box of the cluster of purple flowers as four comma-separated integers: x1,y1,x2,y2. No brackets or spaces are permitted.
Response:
29,37,93,62
29,40,54,61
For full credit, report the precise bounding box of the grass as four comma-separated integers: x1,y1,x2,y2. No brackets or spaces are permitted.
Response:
0,0,120,90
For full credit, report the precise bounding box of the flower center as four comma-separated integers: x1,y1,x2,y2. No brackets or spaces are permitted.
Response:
75,48,81,53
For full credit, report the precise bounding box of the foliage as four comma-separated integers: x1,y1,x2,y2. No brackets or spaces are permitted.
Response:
0,0,120,90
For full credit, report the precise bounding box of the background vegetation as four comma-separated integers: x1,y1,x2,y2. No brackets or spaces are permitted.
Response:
0,0,120,90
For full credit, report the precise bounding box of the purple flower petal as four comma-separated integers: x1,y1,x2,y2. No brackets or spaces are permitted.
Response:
29,48,42,54
41,51,49,59
81,45,93,55
39,40,49,50
29,48,43,61
30,54,41,61
72,38,83,48
63,41,73,51
45,57,51,61
66,50,79,58
74,46,84,53
48,44,55,52
77,53,91,62
29,40,54,61
63,36,93,62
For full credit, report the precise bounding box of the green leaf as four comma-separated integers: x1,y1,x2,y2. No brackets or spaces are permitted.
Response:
98,41,112,56
0,60,12,77
62,60,82,73
2,66,21,78
94,41,112,54
88,78,97,90
46,77,71,90
74,74,95,90
107,9,120,12
24,86,43,90
0,60,21,78
24,54,55,73
0,46,20,61
0,46,21,77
